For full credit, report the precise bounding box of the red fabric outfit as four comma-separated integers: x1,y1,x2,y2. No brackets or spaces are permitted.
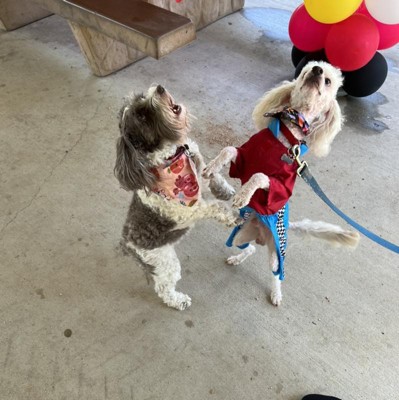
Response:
229,127,300,215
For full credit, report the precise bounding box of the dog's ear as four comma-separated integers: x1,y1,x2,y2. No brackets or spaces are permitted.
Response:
114,135,155,191
252,81,295,131
307,99,343,157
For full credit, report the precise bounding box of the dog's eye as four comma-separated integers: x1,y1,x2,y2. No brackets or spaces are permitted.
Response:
325,78,331,86
172,104,182,115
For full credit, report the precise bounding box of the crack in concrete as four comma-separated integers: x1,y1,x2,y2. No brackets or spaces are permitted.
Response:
0,84,112,239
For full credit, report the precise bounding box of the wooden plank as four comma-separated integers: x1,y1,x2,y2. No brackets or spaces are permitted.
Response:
144,0,245,29
33,0,196,58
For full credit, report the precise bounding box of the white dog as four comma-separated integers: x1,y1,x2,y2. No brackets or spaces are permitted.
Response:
203,61,360,306
114,85,236,310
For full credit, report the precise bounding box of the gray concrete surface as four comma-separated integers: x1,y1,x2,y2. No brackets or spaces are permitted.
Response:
1,1,398,399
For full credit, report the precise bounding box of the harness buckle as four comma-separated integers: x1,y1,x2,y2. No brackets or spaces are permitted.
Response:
290,144,308,177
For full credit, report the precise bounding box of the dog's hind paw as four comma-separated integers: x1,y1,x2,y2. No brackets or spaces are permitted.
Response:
226,254,244,265
226,244,256,265
270,291,282,307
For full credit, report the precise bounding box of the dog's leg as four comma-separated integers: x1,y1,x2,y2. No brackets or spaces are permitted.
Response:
226,244,256,265
135,245,191,311
191,201,238,227
208,173,235,201
232,173,270,209
191,147,235,200
202,146,238,178
269,249,282,306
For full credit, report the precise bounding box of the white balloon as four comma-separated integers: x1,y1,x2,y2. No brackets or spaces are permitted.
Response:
365,0,399,25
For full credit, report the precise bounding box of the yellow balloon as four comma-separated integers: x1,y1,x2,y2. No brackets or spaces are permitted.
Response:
304,0,362,24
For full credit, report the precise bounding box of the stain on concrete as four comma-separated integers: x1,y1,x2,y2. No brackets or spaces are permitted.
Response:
241,7,291,42
242,355,249,363
340,92,389,134
276,382,284,394
64,329,72,338
35,288,45,299
185,320,194,328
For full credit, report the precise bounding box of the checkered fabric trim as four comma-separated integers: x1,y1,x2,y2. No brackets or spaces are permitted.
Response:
276,205,287,259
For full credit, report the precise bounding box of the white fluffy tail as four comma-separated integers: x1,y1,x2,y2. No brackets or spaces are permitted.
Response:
289,219,360,248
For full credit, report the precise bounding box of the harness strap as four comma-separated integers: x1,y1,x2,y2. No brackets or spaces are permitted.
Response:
280,122,301,147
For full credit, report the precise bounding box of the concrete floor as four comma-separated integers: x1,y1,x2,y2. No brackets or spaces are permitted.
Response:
1,1,398,399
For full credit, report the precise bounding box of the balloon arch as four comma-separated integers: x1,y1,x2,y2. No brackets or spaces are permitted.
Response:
288,0,399,97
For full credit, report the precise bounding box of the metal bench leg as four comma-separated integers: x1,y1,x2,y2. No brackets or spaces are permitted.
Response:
0,0,51,30
68,21,146,77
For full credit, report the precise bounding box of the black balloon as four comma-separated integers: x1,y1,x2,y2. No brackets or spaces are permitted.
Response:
291,46,308,67
294,50,327,78
342,52,388,97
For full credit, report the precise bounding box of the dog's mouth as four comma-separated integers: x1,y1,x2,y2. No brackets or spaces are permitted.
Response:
172,104,182,115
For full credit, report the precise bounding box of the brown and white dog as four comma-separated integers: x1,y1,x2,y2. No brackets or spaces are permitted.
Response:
203,61,360,306
115,85,236,310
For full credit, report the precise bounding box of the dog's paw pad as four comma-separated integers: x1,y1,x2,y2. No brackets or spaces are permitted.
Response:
271,291,282,307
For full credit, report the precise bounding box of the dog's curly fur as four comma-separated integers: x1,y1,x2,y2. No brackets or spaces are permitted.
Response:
203,61,360,306
115,85,236,310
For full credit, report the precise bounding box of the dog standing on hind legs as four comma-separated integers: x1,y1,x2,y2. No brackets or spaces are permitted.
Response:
203,61,360,306
114,85,236,310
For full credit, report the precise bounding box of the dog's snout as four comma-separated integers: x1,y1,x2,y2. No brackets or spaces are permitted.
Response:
156,85,165,95
312,66,323,76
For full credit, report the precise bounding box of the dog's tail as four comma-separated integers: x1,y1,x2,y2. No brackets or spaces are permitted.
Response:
289,219,360,248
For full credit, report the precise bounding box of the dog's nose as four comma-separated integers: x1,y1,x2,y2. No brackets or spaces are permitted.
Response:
312,66,323,76
156,85,165,95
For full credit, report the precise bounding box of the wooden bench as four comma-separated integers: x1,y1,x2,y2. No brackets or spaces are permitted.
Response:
0,0,244,76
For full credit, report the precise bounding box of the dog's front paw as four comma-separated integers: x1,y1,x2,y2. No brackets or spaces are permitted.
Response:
210,203,240,227
232,191,251,209
202,160,219,179
270,290,282,307
209,177,235,201
169,292,192,311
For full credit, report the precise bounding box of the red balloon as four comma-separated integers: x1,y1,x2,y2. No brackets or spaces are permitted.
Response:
289,4,330,52
325,14,379,71
357,5,399,50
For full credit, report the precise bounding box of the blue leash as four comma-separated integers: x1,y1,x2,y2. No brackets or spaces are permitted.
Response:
291,147,399,253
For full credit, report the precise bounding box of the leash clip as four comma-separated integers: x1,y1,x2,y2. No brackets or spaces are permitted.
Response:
290,144,308,177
